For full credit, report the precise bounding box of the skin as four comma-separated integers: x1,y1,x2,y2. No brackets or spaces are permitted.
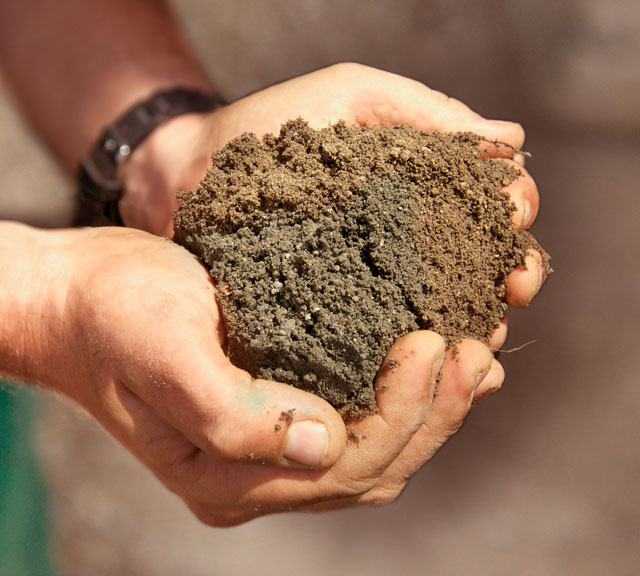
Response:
121,63,546,345
0,0,546,526
0,0,211,170
0,221,529,526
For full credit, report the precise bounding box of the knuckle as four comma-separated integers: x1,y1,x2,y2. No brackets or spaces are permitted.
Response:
430,89,467,113
429,87,451,104
361,484,406,507
153,450,199,490
204,428,245,463
330,61,366,76
331,476,379,499
439,413,467,440
202,409,253,463
443,418,465,438
449,401,472,426
201,376,276,464
190,504,245,528
514,122,526,143
447,375,477,405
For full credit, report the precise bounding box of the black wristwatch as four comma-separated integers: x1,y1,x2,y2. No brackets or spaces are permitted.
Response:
77,88,224,226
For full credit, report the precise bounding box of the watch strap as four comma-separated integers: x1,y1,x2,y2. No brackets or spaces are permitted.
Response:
77,88,224,225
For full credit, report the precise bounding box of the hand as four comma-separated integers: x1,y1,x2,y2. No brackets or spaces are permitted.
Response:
97,63,548,523
119,61,545,372
5,226,495,526
120,63,544,310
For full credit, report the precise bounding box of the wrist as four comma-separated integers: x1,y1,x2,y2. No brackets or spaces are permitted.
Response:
0,223,82,388
117,111,213,235
78,87,223,233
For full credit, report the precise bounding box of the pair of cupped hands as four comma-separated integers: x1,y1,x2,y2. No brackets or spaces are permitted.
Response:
29,64,546,526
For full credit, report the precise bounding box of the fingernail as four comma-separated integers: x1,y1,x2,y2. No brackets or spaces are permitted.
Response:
474,370,489,391
431,351,446,384
538,262,544,294
284,420,329,467
522,198,532,227
531,251,544,293
473,381,502,403
489,381,503,395
513,195,525,224
514,152,526,167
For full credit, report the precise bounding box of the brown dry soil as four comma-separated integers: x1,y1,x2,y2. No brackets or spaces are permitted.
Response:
174,119,548,416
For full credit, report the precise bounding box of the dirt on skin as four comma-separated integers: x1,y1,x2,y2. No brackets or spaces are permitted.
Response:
174,119,549,416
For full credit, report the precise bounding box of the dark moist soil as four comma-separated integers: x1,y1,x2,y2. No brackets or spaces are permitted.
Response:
174,119,549,417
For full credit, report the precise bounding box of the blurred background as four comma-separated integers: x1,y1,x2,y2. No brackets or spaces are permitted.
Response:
1,0,638,574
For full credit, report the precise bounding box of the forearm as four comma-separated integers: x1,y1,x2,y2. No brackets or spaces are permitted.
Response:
0,0,211,172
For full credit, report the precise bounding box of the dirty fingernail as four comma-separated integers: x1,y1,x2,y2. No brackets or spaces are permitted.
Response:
474,370,489,391
284,420,329,467
489,381,503,395
484,380,503,397
512,196,530,227
431,351,446,384
522,198,532,227
473,381,503,403
530,251,544,294
538,258,544,293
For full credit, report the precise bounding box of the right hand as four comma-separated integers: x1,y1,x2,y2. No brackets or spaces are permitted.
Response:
10,225,497,525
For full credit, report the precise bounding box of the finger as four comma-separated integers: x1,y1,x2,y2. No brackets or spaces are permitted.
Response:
209,369,348,469
332,330,446,481
505,249,544,307
396,338,493,462
121,346,347,470
498,160,539,230
182,330,447,522
472,359,505,402
478,140,523,160
489,315,508,350
303,338,494,510
368,339,493,492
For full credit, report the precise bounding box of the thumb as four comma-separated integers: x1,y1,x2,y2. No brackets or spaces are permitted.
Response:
204,364,348,469
130,356,348,470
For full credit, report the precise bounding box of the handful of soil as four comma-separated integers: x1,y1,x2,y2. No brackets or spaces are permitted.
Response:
174,119,548,416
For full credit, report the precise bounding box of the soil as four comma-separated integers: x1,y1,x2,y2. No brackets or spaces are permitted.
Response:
174,119,549,416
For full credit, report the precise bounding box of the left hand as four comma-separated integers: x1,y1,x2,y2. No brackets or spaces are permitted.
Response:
114,63,547,516
119,61,543,309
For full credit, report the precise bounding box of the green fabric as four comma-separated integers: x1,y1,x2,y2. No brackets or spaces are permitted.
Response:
0,381,55,576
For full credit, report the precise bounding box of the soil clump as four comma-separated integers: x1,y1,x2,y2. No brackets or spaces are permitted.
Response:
174,119,548,416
